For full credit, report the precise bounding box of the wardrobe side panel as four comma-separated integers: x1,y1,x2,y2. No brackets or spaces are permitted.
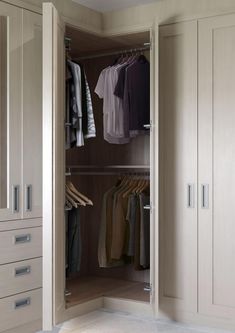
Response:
22,10,42,218
199,13,235,319
159,21,198,313
42,2,65,330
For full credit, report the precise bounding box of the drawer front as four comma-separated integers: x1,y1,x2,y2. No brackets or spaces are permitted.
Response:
0,289,42,332
0,258,42,298
0,227,42,264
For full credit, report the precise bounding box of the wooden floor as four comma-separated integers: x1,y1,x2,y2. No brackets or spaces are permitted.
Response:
66,276,150,308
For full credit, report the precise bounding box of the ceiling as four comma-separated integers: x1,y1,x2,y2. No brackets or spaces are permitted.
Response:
72,0,159,13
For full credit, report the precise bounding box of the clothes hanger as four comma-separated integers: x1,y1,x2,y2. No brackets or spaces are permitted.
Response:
138,179,150,194
66,185,87,206
122,175,140,198
67,181,93,206
65,199,73,210
66,192,78,208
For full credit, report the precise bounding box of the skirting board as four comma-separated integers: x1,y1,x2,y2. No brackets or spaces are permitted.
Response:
61,297,103,324
103,297,154,317
61,296,154,325
159,306,235,332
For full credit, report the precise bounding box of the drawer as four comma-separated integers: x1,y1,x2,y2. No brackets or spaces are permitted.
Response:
0,227,42,264
0,258,42,298
0,289,42,332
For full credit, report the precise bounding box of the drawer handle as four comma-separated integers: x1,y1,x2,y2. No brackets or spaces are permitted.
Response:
15,266,31,277
12,185,20,213
25,185,32,212
15,234,31,244
15,297,31,309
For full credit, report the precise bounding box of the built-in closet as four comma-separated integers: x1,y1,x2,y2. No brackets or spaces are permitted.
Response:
43,3,158,329
65,26,152,307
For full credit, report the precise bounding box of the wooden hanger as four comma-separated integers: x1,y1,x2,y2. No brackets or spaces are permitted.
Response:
67,181,93,206
66,185,87,206
66,193,78,208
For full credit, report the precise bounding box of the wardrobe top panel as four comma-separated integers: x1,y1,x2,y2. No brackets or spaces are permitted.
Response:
66,26,150,58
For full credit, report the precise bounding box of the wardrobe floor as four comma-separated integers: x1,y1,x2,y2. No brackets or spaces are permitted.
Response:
66,276,150,308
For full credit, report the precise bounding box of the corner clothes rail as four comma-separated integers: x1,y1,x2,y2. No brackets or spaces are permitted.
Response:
65,165,150,177
73,43,151,61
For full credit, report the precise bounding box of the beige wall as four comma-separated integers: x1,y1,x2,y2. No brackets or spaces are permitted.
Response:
2,0,102,33
103,0,235,34
3,0,235,34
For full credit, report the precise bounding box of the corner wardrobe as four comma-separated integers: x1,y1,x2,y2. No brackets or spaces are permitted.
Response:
43,2,235,332
43,3,158,330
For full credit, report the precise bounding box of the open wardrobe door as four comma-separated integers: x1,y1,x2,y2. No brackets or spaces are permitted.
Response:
150,20,159,317
43,3,65,330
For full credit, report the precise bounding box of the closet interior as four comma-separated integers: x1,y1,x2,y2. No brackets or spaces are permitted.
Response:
64,26,152,308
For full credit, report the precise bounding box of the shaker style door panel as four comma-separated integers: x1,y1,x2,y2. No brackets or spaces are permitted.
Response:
198,13,235,319
0,2,22,221
159,21,198,313
22,10,42,219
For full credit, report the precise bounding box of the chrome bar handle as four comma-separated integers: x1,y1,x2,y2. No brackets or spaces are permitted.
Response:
15,234,31,244
187,184,195,208
201,184,209,209
12,185,20,213
15,266,31,277
25,185,32,212
15,297,31,309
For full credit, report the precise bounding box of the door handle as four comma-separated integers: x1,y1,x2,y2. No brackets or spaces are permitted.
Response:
12,185,20,213
201,184,209,209
25,185,32,212
187,184,195,208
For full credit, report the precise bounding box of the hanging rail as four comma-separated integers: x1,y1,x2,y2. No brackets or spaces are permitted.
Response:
74,43,151,61
65,165,150,177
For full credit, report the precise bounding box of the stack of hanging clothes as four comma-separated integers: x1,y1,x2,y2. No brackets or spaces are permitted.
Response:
66,60,96,149
98,176,150,270
95,54,150,144
66,181,93,274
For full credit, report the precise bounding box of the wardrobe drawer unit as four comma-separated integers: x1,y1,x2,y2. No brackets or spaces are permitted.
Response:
0,258,42,299
0,288,42,332
0,227,42,265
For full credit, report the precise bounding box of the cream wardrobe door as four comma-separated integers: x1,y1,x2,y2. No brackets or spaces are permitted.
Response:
0,2,22,221
43,3,65,330
22,10,42,219
159,21,198,314
198,13,235,319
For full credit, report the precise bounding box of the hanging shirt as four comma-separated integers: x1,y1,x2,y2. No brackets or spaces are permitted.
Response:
67,60,84,147
139,193,150,269
95,66,130,144
124,56,150,133
84,72,96,139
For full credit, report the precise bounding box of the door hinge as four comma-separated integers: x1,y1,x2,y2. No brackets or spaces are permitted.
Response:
144,283,152,295
144,202,153,214
143,120,153,131
65,290,72,297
